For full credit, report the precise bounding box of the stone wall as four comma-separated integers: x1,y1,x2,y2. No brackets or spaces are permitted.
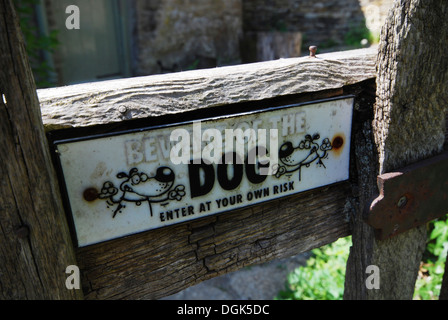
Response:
133,0,393,75
359,0,394,33
242,0,393,50
37,0,392,84
133,0,243,76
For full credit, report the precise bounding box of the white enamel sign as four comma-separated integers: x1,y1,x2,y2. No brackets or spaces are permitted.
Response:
55,97,354,247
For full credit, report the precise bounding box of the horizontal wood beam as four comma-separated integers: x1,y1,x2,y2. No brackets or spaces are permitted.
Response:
38,48,376,130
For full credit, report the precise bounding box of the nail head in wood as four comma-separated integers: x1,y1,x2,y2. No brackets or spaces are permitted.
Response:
309,46,317,57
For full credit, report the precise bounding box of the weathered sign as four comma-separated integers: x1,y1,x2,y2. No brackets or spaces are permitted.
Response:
53,96,354,247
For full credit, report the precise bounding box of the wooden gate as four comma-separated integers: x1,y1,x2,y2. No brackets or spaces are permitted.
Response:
1,0,447,300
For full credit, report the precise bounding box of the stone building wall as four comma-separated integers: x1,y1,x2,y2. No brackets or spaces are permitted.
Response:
242,0,393,49
359,0,394,33
41,0,393,81
133,0,243,76
133,0,393,75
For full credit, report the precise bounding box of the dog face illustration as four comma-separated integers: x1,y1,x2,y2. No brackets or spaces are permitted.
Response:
119,167,175,200
276,133,332,180
98,167,185,218
279,134,331,167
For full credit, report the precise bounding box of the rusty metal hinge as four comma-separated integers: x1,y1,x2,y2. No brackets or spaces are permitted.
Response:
366,151,448,240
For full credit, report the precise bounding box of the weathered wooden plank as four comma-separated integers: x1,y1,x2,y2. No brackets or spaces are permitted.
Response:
38,48,376,130
0,0,82,300
441,256,448,300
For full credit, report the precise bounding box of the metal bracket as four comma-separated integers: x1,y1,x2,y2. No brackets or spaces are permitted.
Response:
366,151,448,240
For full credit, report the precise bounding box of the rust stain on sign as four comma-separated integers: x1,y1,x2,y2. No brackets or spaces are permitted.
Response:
330,133,345,157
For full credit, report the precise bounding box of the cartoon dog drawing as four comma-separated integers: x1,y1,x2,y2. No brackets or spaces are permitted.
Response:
98,167,185,218
275,133,332,180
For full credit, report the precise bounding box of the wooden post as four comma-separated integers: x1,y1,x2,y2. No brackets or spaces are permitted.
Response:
440,257,448,300
0,0,83,299
344,0,448,299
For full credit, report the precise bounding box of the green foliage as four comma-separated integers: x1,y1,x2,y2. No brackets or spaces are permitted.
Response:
272,20,288,33
414,215,448,300
276,215,448,300
318,38,339,50
344,21,375,48
14,0,59,88
276,237,351,300
187,59,200,71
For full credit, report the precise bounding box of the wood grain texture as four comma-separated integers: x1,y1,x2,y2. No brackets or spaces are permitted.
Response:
345,0,448,300
0,0,82,300
440,256,448,300
38,48,376,130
